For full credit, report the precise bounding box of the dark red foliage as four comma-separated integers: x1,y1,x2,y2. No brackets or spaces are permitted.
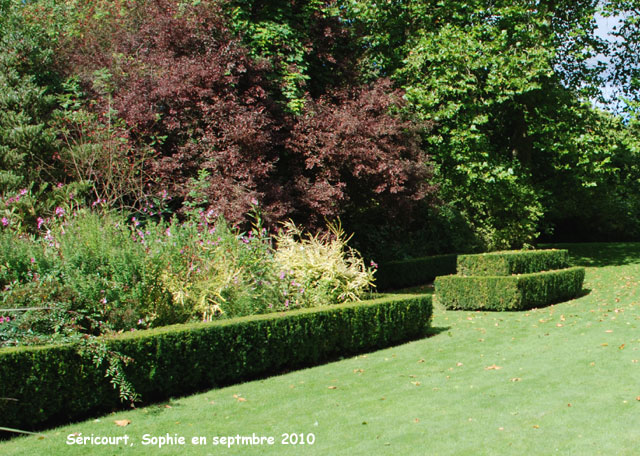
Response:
282,79,436,226
63,0,435,227
66,0,282,221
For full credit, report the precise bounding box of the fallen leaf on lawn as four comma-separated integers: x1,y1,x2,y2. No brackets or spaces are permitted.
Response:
409,374,417,378
237,397,247,402
289,385,295,389
114,420,131,427
606,330,614,333
164,405,172,409
411,381,421,386
619,344,626,350
633,360,639,363
414,418,420,423
418,359,425,363
533,425,540,429
70,432,81,437
457,362,463,367
328,386,337,390
353,369,364,374
636,396,640,401
557,324,563,327
561,315,566,321
602,343,609,346
568,403,572,407
510,378,522,382
485,364,502,370
210,401,216,404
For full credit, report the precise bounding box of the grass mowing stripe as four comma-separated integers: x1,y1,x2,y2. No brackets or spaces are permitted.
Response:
3,243,640,455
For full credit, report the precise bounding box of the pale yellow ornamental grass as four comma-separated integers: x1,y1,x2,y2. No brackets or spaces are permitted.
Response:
274,220,375,307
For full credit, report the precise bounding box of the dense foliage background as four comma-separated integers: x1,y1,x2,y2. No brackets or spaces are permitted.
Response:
3,0,640,257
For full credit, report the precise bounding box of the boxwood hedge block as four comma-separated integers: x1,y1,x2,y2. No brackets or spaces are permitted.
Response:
435,267,585,311
457,249,569,277
0,293,432,432
375,254,458,290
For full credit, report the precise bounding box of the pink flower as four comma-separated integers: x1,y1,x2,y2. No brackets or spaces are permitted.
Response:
370,260,378,269
37,217,45,229
1,217,8,226
30,257,35,264
54,207,65,218
19,188,28,196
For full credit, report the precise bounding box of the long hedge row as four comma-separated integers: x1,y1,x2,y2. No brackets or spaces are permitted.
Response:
434,267,585,311
375,254,458,290
0,293,432,432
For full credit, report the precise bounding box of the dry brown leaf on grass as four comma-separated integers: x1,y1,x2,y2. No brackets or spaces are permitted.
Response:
114,420,131,427
328,386,337,390
485,364,502,370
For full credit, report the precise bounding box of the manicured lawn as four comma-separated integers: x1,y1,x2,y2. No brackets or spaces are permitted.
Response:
3,243,640,455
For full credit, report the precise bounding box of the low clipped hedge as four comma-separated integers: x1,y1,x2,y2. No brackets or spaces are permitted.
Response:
0,293,432,432
435,267,585,311
375,254,458,290
457,249,569,277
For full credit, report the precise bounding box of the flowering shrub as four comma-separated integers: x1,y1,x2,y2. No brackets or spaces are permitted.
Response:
0,207,375,347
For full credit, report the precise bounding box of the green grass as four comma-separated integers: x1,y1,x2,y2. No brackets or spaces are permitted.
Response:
3,243,640,455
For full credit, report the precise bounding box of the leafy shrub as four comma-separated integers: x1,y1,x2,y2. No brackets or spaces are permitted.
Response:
0,293,432,431
273,220,375,308
283,79,436,227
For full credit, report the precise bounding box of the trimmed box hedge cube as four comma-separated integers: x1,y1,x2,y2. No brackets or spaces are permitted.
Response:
435,249,584,311
457,249,569,276
435,267,585,311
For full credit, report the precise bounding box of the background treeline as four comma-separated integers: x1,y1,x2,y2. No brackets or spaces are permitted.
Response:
3,0,640,261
